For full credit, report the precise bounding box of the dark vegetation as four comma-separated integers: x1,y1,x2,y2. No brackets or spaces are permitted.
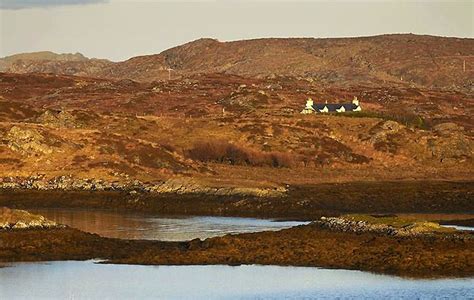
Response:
2,223,473,278
2,181,471,220
343,111,431,130
186,140,295,168
440,218,474,227
0,158,22,166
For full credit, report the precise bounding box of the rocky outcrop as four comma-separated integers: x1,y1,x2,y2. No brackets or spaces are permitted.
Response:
364,120,472,161
0,207,61,230
36,110,78,128
0,175,131,191
4,126,56,155
362,120,407,155
315,217,393,235
368,120,403,145
429,123,472,161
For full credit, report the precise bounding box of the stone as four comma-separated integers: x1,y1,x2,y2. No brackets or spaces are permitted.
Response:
12,222,28,229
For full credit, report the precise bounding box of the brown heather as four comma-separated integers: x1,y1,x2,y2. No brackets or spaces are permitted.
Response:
186,140,295,168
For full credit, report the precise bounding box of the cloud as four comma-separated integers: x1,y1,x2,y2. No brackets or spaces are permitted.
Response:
0,0,108,10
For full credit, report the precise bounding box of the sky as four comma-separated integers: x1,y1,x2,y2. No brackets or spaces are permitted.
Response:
0,0,473,61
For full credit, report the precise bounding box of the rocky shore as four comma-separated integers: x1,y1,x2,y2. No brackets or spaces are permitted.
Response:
314,216,466,237
0,175,286,198
1,180,472,278
0,207,61,230
1,216,473,278
2,180,472,221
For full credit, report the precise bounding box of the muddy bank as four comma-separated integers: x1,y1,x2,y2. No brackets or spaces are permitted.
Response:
1,222,473,278
1,181,472,220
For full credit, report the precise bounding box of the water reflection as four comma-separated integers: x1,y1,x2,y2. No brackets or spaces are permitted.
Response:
0,261,472,299
29,208,308,241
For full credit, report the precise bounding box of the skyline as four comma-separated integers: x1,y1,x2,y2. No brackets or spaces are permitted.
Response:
1,0,473,61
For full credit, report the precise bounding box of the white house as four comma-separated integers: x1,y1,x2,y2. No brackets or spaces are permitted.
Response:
301,96,362,114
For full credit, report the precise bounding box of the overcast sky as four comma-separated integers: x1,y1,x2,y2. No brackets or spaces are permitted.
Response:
1,0,472,61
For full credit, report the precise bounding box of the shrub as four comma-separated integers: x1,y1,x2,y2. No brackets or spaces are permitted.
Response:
342,111,431,130
186,140,295,168
160,142,176,153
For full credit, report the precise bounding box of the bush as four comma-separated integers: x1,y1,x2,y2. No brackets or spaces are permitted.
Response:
186,140,295,168
160,142,176,153
342,111,431,130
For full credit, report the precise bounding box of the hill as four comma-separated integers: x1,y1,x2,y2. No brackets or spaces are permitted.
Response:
0,51,94,72
0,34,472,190
3,34,473,91
0,72,471,189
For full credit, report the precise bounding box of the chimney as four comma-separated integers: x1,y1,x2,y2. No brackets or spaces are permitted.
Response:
352,96,359,106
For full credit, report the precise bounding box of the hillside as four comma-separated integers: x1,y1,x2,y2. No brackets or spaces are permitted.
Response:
0,72,471,190
3,34,473,91
0,34,472,190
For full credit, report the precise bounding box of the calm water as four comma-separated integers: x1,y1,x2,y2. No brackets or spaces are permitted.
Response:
8,209,472,299
0,261,472,299
29,208,309,241
442,224,474,231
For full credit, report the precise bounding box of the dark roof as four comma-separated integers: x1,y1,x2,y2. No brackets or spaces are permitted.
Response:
313,103,358,112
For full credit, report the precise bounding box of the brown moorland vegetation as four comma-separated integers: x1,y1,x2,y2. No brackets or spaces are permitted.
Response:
0,70,471,188
1,222,473,278
186,140,295,168
0,34,472,192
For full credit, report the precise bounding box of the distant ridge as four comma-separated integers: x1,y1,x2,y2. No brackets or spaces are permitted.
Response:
0,51,92,72
2,34,473,90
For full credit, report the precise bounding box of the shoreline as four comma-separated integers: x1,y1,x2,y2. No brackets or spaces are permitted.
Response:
1,181,473,278
1,222,473,278
1,180,473,220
